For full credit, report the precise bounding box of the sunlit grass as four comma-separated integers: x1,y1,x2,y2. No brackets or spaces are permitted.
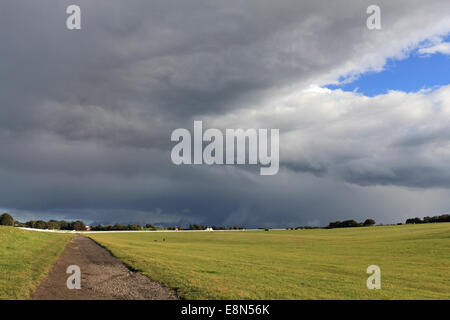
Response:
0,227,73,300
89,223,450,299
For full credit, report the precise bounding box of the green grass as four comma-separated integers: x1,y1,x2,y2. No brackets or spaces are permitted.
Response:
89,223,450,300
0,227,73,300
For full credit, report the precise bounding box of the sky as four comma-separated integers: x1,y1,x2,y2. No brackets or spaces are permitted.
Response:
1,0,450,227
326,35,450,96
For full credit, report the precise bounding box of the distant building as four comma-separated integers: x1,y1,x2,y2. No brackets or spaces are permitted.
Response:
205,227,213,231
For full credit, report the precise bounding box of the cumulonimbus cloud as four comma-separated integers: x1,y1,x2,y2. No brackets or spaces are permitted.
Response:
0,0,450,226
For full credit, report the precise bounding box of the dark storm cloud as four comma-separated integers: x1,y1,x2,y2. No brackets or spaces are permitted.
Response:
1,0,450,226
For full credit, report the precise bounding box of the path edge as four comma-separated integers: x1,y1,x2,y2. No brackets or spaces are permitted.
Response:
85,235,181,300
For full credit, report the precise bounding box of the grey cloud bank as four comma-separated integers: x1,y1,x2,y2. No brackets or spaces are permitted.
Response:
1,1,450,226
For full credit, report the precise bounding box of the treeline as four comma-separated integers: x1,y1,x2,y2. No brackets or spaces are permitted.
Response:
286,226,320,230
189,224,246,230
405,214,450,224
326,214,450,229
0,212,247,232
2,212,450,232
327,219,376,229
90,223,156,231
17,219,87,231
91,223,247,231
0,212,87,230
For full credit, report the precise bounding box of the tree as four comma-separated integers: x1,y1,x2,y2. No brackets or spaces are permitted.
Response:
328,221,342,228
0,213,14,226
341,220,359,228
406,217,422,224
47,220,60,230
327,220,361,229
35,220,48,229
59,220,69,230
112,223,126,230
189,224,207,230
127,224,142,230
363,219,376,226
70,221,86,231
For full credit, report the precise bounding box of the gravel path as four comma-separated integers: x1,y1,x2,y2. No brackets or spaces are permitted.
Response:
30,236,178,300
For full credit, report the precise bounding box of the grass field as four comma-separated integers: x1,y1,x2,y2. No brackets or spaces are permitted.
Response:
89,223,450,299
0,227,73,299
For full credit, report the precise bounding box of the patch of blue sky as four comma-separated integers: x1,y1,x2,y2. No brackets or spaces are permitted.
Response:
325,36,450,97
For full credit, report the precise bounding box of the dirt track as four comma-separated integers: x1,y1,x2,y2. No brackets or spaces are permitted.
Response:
30,236,178,300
